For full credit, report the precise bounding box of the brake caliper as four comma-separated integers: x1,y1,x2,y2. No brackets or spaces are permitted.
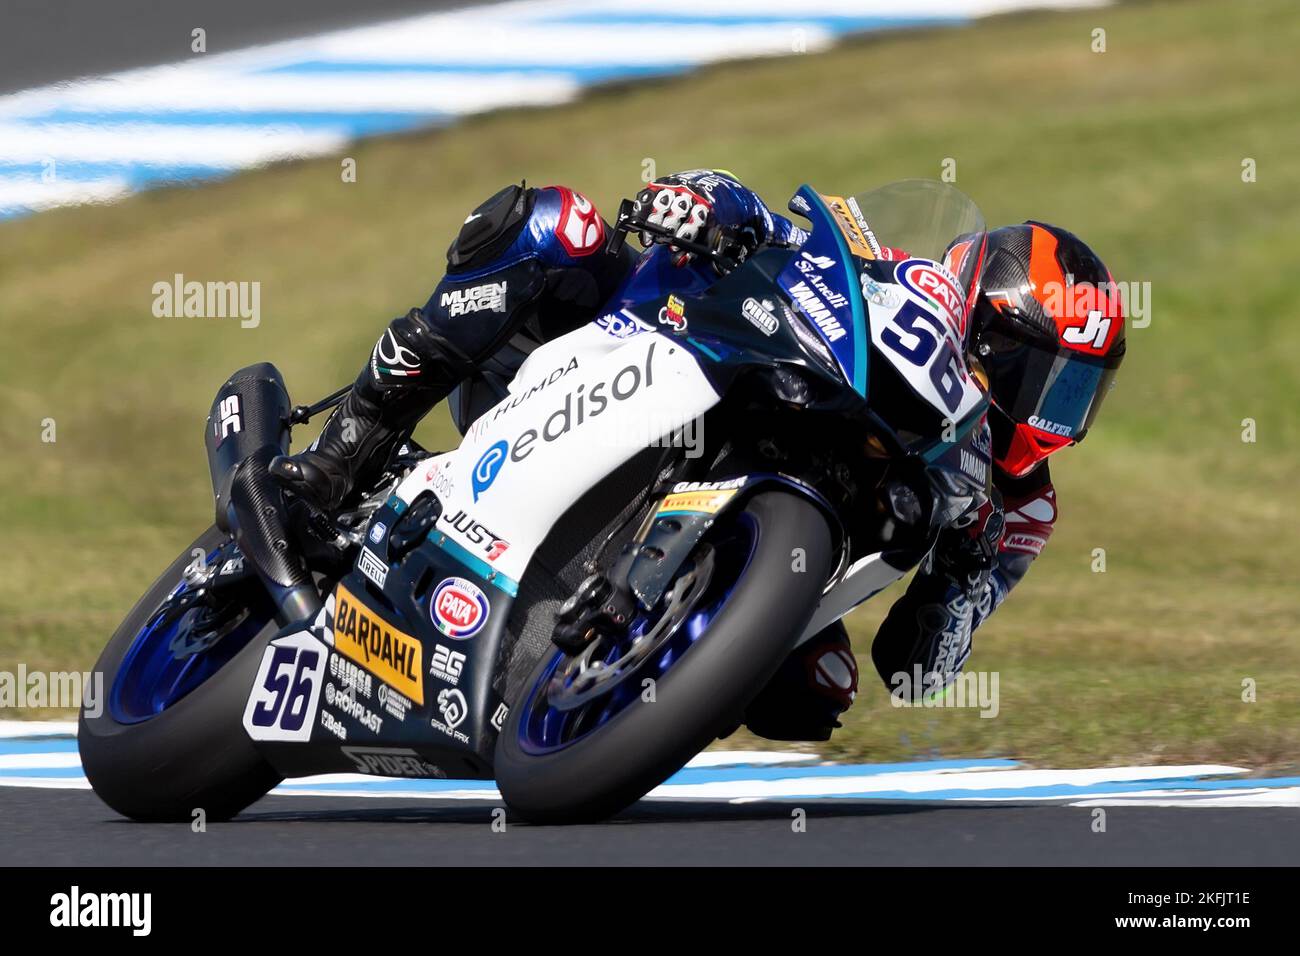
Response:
552,573,637,654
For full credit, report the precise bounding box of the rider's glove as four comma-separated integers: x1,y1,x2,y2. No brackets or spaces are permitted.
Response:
630,174,767,274
930,488,1006,596
632,176,715,265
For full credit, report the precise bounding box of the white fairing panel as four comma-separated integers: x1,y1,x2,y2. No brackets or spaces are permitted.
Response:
797,553,911,645
393,321,721,584
865,257,984,423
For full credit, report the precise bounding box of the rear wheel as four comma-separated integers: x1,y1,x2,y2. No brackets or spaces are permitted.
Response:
494,491,832,824
79,526,284,821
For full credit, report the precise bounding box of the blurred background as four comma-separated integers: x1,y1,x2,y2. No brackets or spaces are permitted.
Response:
0,0,1295,771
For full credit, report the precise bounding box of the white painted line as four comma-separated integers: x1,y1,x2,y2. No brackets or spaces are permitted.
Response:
0,777,89,790
644,765,1250,801
4,71,578,117
268,749,819,790
0,123,347,166
0,21,831,121
0,0,1115,221
262,764,1258,804
504,0,1108,15
0,176,131,213
0,753,81,770
299,22,835,66
0,721,78,738
686,750,821,767
398,0,1111,26
2,764,1291,808
1071,788,1300,809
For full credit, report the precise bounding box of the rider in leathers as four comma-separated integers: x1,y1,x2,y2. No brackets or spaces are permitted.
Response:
272,170,1126,741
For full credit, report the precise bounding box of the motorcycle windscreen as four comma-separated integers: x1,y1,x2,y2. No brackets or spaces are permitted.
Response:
847,179,987,337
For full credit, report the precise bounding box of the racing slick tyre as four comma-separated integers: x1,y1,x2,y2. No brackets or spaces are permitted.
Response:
495,491,833,824
79,525,284,822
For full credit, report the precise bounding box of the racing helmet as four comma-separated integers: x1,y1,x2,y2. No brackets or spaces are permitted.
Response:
970,222,1126,477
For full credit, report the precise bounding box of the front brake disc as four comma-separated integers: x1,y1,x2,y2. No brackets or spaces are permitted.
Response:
546,546,716,711
168,601,252,659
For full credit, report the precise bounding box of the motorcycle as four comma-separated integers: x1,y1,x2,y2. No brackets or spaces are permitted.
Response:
79,179,992,824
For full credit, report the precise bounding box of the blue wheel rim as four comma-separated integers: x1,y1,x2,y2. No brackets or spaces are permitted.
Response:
517,514,758,755
108,547,274,724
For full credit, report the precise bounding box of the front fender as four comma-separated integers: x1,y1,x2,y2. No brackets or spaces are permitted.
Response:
624,473,846,610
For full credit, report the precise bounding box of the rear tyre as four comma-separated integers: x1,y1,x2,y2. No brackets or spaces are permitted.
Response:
79,526,284,822
495,491,833,824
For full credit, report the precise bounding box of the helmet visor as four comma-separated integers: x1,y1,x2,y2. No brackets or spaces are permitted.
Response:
981,330,1123,442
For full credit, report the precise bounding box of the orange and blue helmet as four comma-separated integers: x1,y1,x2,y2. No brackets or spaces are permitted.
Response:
971,221,1126,477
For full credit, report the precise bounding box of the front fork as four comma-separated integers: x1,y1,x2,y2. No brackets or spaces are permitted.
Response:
551,484,704,655
553,473,842,655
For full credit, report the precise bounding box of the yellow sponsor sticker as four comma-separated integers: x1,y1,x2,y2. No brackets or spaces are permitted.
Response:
656,488,737,516
821,193,878,261
332,582,424,705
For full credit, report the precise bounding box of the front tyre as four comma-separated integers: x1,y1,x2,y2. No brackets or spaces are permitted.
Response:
79,526,283,821
494,491,833,824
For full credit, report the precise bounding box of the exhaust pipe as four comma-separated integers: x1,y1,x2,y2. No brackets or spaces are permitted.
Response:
204,363,321,624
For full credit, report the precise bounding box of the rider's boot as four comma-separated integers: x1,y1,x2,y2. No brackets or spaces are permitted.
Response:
270,308,471,512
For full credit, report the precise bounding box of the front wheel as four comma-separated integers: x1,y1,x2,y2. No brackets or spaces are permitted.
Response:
494,491,833,824
79,526,284,821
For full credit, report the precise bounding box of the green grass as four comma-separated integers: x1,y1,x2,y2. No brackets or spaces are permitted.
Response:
1,0,1297,770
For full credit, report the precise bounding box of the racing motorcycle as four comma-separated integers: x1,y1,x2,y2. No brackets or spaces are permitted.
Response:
79,179,993,824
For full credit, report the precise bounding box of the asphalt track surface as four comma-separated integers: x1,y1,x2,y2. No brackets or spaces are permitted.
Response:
0,0,471,93
2,786,1296,866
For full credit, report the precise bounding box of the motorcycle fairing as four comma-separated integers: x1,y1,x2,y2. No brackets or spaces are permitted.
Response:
777,185,870,395
418,326,724,587
864,257,985,427
247,326,727,777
